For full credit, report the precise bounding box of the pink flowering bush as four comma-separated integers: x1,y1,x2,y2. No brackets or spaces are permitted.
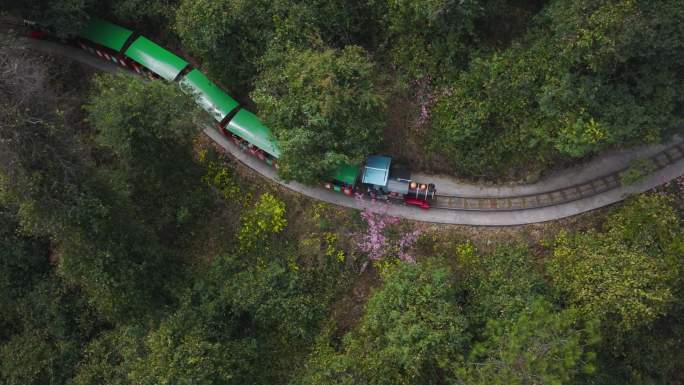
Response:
396,229,422,263
354,196,422,267
413,75,436,127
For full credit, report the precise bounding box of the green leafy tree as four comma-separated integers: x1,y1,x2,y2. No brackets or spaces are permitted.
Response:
0,41,133,320
86,73,207,237
72,326,146,385
130,311,258,385
1,67,204,321
548,194,684,333
0,207,50,341
450,243,600,384
296,262,468,385
457,298,600,385
291,339,359,385
432,0,684,178
253,45,386,183
551,0,684,156
0,279,101,385
263,0,381,50
237,193,287,256
19,73,208,321
430,38,557,177
111,0,178,28
459,243,549,325
369,0,482,80
302,0,382,48
592,294,684,385
602,194,684,258
175,0,277,93
350,262,468,384
129,252,328,385
174,0,381,93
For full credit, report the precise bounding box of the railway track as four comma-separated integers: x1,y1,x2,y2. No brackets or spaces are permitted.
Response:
5,22,684,222
431,140,684,211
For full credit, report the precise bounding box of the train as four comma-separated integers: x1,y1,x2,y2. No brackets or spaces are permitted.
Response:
25,17,437,208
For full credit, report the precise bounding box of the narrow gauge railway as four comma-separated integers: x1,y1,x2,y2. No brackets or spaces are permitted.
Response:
13,17,684,215
432,141,684,211
72,18,282,166
21,17,440,209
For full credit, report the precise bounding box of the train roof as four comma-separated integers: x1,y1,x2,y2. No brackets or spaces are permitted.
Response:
78,18,133,52
330,163,360,185
227,110,281,158
362,155,391,186
124,37,188,81
179,69,239,122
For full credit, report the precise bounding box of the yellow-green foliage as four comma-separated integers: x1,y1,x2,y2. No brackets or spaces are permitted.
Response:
311,203,326,221
323,232,345,263
297,232,347,268
237,193,287,255
454,240,477,266
548,194,684,332
201,157,250,207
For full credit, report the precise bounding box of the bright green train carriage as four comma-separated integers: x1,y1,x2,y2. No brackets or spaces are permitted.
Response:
56,17,433,205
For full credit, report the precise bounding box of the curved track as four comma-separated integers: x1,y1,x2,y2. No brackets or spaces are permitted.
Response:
6,30,684,225
205,124,684,226
432,141,684,211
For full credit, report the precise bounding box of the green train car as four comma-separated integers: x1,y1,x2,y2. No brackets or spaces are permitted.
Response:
75,18,281,164
29,17,435,207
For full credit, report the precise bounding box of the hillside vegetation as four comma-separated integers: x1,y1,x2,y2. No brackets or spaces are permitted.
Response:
8,0,683,181
1,2,684,385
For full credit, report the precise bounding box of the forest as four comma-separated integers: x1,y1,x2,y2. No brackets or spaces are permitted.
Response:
1,1,684,385
9,0,684,181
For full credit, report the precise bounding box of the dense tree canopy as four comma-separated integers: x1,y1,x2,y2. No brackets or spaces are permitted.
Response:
70,189,341,385
253,45,385,182
432,0,684,178
458,298,599,385
0,58,206,321
3,2,684,385
0,254,101,385
11,0,681,180
86,73,207,236
548,194,684,333
459,243,549,325
4,0,94,36
174,0,276,93
369,0,482,80
296,262,468,385
0,207,49,337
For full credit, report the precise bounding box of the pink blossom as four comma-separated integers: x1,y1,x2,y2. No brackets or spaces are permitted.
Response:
413,75,436,127
354,196,421,266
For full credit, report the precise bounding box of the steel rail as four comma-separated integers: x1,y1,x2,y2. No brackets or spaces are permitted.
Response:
5,24,683,219
430,141,684,211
